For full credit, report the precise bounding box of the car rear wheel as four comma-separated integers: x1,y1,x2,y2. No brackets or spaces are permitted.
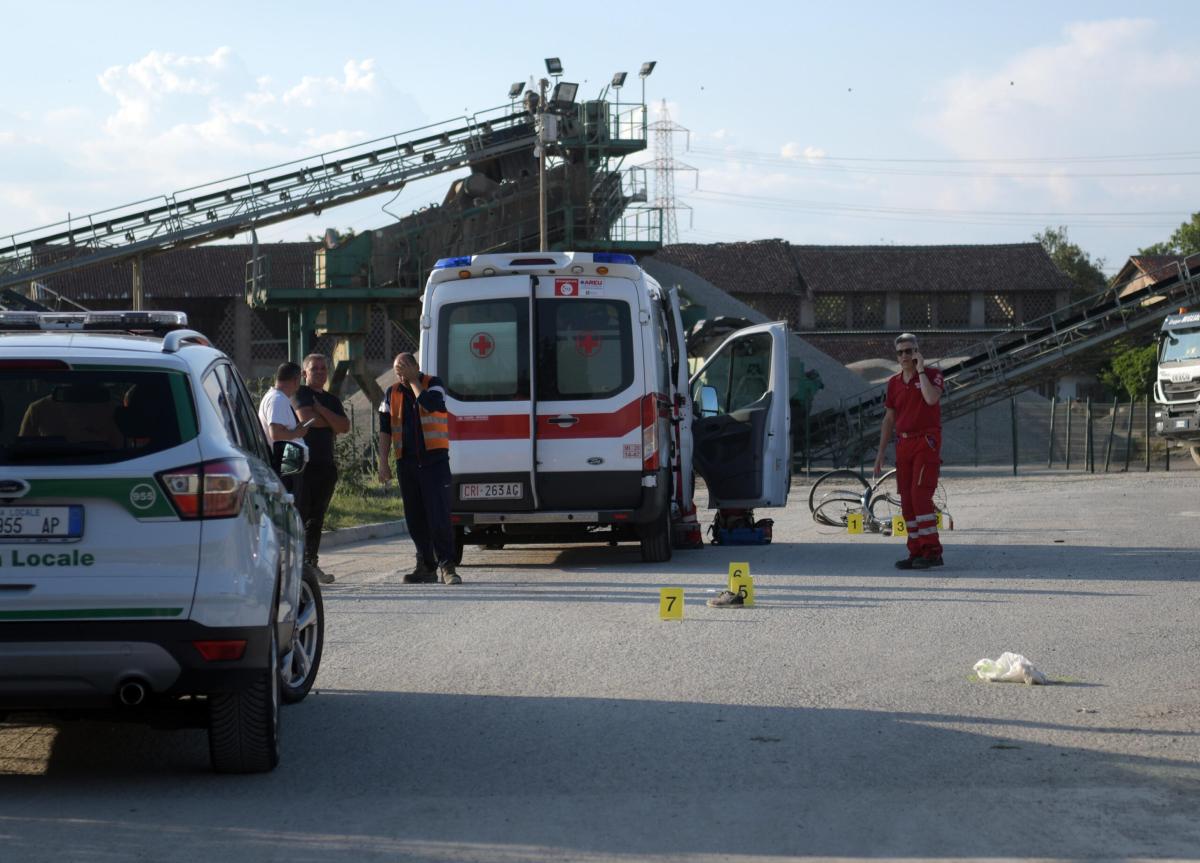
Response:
208,622,281,774
281,567,324,704
453,526,465,565
640,505,673,563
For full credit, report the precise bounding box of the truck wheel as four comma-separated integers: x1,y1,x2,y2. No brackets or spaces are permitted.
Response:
208,623,281,774
640,506,673,563
1191,446,1200,468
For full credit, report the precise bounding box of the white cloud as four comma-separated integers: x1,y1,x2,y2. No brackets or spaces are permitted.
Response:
781,142,825,162
0,48,427,228
927,19,1200,168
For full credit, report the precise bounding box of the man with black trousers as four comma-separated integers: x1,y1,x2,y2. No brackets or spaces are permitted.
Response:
377,351,459,585
294,353,349,585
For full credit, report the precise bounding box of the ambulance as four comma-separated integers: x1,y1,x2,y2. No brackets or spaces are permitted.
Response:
420,251,790,562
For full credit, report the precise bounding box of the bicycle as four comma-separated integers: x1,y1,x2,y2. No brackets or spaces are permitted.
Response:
808,467,950,533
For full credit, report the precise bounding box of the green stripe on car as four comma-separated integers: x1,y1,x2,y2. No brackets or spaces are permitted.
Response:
25,478,178,519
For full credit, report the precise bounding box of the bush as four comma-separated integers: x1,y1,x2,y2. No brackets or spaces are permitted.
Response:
1099,343,1157,400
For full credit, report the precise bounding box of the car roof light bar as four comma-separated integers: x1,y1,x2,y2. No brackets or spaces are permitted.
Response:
0,310,189,333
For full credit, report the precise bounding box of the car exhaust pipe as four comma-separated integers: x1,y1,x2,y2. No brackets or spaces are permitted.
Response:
117,679,148,707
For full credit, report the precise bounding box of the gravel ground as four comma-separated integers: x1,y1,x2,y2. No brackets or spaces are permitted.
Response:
1,468,1198,862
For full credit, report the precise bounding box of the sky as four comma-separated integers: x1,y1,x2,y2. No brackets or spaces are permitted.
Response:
3,1,1200,275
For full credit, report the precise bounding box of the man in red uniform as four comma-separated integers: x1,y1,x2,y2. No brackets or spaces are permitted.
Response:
873,333,944,569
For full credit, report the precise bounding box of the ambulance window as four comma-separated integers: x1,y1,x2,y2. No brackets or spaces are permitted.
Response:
437,299,529,401
692,332,772,415
536,299,634,400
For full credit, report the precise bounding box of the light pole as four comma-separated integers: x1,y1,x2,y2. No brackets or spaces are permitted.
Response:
537,77,549,251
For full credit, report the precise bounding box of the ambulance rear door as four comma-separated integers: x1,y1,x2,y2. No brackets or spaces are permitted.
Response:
428,276,535,512
531,274,645,510
688,321,791,508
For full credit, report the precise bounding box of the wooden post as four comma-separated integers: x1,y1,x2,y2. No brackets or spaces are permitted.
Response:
972,406,979,468
1011,397,1019,476
1104,397,1117,473
1047,395,1056,468
1065,397,1073,471
1123,395,1134,472
1145,391,1152,472
1086,396,1094,473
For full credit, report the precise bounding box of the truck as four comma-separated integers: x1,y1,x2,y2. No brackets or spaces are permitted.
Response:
1154,308,1200,466
418,251,792,562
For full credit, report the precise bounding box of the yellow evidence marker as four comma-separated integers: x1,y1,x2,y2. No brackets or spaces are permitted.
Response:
892,515,908,537
730,575,755,606
659,588,684,620
847,512,864,534
727,562,750,590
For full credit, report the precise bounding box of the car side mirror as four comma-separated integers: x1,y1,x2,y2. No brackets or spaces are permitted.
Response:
279,441,308,477
699,385,719,418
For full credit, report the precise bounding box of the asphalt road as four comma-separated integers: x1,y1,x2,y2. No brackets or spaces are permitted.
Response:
2,468,1198,862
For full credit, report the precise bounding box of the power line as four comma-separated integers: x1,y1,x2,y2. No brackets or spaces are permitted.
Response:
688,146,1200,179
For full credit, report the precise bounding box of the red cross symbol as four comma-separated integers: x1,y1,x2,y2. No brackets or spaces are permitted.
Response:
574,332,601,357
470,332,495,358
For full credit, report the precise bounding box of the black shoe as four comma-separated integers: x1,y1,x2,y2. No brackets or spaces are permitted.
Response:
911,555,944,570
402,563,438,584
895,557,917,570
305,562,335,584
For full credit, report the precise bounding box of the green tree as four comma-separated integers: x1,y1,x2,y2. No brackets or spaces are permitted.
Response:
1035,225,1108,299
1135,211,1200,256
1098,341,1157,400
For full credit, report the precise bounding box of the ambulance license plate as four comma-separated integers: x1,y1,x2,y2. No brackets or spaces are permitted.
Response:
0,505,84,542
460,482,523,501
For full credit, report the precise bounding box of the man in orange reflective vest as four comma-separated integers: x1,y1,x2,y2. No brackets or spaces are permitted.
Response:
873,333,944,569
378,352,460,584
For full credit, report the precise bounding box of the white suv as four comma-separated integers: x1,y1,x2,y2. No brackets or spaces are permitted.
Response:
0,311,323,773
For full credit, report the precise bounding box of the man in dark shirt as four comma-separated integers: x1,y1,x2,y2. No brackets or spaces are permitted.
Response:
294,353,349,585
377,351,459,584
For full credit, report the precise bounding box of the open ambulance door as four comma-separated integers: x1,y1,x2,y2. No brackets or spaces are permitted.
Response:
688,321,791,509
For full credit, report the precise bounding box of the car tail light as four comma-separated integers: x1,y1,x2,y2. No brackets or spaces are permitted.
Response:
193,640,247,661
157,458,251,519
642,394,660,471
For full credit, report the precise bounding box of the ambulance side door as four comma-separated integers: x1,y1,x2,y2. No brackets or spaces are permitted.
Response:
688,321,791,508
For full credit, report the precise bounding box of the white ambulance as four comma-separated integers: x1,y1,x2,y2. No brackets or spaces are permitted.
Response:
420,251,791,562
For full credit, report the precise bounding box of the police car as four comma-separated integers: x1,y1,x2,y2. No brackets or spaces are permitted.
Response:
0,311,322,773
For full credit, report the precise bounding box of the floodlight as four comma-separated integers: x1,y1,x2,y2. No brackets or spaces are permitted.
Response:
507,81,523,99
639,61,656,78
551,81,578,107
611,72,627,88
545,57,563,75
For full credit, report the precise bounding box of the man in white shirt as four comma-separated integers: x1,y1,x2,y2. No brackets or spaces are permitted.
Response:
257,362,308,493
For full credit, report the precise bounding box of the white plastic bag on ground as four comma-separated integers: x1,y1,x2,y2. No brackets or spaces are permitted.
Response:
974,652,1047,685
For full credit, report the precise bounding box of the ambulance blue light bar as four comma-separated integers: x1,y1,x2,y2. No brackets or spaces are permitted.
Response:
592,252,636,265
433,256,472,269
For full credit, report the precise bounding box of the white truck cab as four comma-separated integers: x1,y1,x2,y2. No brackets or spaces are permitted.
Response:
420,251,790,561
1155,308,1200,466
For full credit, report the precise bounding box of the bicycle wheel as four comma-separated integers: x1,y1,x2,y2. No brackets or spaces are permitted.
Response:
808,469,870,514
812,494,863,528
869,468,902,517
